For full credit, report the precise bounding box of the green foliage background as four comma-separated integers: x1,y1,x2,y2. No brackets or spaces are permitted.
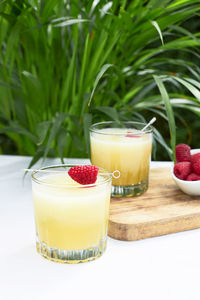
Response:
0,0,200,167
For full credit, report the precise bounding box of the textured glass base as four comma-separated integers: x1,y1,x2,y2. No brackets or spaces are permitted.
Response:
36,238,107,264
111,179,148,197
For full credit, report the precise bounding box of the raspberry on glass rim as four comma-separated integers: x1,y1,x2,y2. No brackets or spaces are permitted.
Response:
68,165,99,185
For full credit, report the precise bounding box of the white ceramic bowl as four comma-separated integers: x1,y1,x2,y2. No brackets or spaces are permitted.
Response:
171,149,200,196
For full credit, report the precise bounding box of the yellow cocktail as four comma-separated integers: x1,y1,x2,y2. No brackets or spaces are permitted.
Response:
90,122,152,197
32,165,111,263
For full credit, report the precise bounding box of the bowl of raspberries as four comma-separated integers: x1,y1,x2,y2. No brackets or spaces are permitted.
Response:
172,144,200,196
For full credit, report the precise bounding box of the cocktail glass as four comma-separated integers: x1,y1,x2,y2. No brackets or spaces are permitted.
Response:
31,165,112,263
90,121,152,197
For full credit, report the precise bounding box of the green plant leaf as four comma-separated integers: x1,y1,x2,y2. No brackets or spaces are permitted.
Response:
172,76,200,102
52,19,89,27
154,75,176,162
153,127,173,159
43,113,67,161
36,121,51,145
26,146,44,173
100,2,112,18
95,106,119,122
83,113,92,156
150,20,164,46
0,122,37,143
70,132,83,151
57,127,68,164
88,64,113,106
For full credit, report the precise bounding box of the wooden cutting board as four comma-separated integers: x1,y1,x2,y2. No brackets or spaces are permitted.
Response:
108,167,200,241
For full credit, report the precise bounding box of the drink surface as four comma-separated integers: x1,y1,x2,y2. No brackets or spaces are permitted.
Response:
32,173,111,250
90,128,152,186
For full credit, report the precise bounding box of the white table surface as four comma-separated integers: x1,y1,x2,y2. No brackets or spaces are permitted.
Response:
1,155,200,300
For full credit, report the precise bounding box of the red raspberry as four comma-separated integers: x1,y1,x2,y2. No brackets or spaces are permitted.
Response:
192,159,200,175
68,165,99,185
175,144,191,163
186,173,200,181
191,153,200,164
173,162,192,180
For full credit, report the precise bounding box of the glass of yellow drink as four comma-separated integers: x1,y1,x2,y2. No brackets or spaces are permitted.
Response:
90,121,152,197
31,165,112,263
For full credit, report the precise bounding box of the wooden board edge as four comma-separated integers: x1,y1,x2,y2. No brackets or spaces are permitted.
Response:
108,214,200,241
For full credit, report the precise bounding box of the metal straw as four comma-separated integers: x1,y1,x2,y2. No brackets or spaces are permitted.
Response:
141,117,156,132
24,169,120,179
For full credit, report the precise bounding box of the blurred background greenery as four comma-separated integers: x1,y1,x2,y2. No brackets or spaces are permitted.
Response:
0,0,200,167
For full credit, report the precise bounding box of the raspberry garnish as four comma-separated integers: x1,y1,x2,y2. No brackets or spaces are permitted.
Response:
68,165,99,185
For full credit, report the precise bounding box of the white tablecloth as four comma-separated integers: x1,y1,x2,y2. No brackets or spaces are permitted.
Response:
1,155,200,300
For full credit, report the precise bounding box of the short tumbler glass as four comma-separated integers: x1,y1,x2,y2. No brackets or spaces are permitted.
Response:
90,121,152,197
32,165,112,263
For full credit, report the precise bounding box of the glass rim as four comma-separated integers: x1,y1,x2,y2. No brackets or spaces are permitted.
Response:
31,164,112,188
89,121,153,135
